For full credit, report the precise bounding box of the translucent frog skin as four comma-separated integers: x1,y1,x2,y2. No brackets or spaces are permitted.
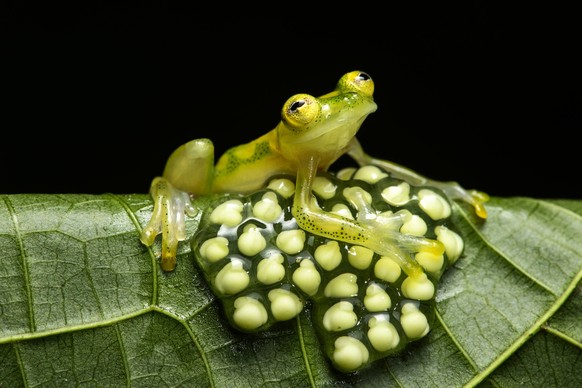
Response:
140,71,488,273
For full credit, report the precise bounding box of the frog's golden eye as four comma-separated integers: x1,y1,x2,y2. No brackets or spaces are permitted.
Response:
281,93,320,130
339,70,375,97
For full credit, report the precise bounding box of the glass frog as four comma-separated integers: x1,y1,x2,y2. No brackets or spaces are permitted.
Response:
140,70,488,274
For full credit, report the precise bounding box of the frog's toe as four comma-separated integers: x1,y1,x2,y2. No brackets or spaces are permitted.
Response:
140,188,166,247
159,197,187,271
160,236,179,271
428,181,489,220
469,190,489,219
140,225,160,247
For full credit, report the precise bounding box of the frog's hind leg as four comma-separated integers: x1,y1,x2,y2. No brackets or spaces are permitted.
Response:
292,160,443,279
342,185,443,256
346,138,489,219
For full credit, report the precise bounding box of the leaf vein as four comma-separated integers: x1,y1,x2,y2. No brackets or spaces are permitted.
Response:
12,342,29,388
435,309,479,372
295,313,316,388
542,324,582,350
455,202,557,297
154,306,216,388
82,243,106,320
465,267,582,386
2,195,36,333
115,322,132,386
106,193,159,306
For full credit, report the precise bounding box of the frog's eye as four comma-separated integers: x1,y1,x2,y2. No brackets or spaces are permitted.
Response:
281,93,321,130
339,70,375,97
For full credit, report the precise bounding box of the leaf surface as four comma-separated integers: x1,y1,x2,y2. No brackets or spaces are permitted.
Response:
0,194,580,387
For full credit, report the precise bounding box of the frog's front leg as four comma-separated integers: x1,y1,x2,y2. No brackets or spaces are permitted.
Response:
346,138,489,219
140,139,215,271
140,177,196,270
292,158,443,279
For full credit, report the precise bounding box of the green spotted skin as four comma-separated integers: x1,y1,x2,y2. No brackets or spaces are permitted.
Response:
214,140,273,179
191,165,464,373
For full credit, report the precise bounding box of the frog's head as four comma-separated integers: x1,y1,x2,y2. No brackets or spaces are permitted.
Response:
275,71,377,164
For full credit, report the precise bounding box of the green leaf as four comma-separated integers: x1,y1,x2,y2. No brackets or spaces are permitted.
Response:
0,194,580,387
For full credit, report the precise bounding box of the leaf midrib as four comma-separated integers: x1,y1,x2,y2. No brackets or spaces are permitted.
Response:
445,201,582,386
459,270,582,386
456,201,557,296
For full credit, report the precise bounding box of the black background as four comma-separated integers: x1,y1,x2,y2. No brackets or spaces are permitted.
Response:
2,4,580,199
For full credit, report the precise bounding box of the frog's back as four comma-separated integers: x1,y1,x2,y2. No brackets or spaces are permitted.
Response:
212,132,295,193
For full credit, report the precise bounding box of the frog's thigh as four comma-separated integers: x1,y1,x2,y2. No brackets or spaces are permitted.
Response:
162,138,215,194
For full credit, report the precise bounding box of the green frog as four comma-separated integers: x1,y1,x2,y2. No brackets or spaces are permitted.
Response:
140,70,488,274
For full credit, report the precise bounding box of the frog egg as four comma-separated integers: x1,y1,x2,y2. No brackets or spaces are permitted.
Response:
238,224,267,257
336,167,357,180
364,283,391,312
314,240,342,271
292,259,321,296
347,245,374,270
266,178,295,198
256,253,286,285
401,273,435,300
268,288,303,321
353,165,388,183
232,296,269,331
400,303,430,339
312,176,337,199
332,336,369,372
209,199,244,226
374,256,402,283
415,251,444,273
367,316,400,352
324,273,359,298
435,225,464,264
275,229,306,254
398,210,428,236
214,259,250,295
418,189,451,220
198,236,229,263
252,192,283,222
322,301,358,332
343,187,372,208
331,203,354,219
381,182,411,206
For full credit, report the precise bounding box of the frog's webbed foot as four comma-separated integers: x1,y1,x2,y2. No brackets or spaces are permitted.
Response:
140,176,197,271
